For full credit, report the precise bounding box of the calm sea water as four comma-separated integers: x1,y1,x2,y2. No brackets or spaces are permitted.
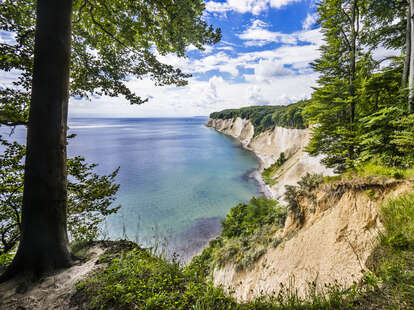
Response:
1,118,260,256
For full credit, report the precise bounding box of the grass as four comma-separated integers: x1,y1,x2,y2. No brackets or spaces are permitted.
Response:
74,191,414,309
73,190,414,309
324,162,414,183
262,153,288,186
354,163,414,179
347,192,414,309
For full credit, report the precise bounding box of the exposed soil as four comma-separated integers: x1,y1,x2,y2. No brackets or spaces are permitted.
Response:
0,240,135,310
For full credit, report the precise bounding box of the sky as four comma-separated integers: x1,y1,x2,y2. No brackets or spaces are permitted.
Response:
2,0,323,118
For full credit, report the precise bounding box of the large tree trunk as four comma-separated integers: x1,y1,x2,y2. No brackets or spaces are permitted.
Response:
0,0,73,281
402,5,411,89
409,0,414,113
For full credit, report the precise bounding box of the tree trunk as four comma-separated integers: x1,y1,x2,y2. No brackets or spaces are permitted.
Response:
0,0,73,281
349,0,358,124
348,0,358,161
409,0,414,113
402,5,411,89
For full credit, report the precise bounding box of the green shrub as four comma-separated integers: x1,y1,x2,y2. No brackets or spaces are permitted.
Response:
380,193,414,250
188,197,287,273
284,173,324,225
262,152,288,185
355,162,414,179
76,247,238,310
221,197,286,239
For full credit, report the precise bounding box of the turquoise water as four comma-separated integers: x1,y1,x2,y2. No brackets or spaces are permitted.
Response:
67,117,260,252
0,117,260,255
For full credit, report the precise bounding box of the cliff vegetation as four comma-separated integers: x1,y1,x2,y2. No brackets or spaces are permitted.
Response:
209,101,307,136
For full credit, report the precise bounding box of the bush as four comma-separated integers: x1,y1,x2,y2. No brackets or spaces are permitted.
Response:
284,174,324,224
76,247,238,310
262,152,288,185
221,197,286,239
188,197,287,273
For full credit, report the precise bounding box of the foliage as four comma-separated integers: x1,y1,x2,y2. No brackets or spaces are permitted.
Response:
352,162,414,180
75,246,239,310
302,0,413,172
0,137,120,255
187,197,287,274
284,174,324,224
77,243,356,310
73,191,414,310
391,114,414,166
349,192,414,309
262,152,287,186
380,193,414,251
221,197,286,239
210,101,307,135
0,0,221,126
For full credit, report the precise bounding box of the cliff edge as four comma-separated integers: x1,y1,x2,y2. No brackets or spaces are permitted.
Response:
211,177,412,301
206,117,334,200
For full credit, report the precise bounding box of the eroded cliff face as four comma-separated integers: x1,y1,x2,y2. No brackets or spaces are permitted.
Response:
212,178,413,301
206,117,334,200
206,117,413,302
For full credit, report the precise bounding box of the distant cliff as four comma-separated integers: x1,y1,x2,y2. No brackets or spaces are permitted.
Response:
206,117,334,200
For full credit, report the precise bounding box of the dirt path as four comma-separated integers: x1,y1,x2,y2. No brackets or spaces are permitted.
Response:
0,244,106,310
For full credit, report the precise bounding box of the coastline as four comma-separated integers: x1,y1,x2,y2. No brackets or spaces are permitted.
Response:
205,117,335,202
205,121,273,199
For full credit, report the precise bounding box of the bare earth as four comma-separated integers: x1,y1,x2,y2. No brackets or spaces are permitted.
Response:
0,244,106,310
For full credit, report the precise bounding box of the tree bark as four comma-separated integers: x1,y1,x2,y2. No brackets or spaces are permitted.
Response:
1,0,73,281
409,0,414,113
402,5,411,89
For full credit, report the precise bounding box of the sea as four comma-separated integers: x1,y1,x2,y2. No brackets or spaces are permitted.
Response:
1,117,261,259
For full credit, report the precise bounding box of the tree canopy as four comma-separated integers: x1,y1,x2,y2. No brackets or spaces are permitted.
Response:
0,0,221,125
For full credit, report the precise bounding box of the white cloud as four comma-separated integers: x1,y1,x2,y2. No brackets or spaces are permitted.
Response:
238,20,323,47
302,13,318,30
238,20,297,46
254,60,293,80
269,0,300,9
67,25,324,117
206,0,301,15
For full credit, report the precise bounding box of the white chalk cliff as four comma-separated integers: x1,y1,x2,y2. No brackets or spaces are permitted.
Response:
206,117,413,302
206,117,334,200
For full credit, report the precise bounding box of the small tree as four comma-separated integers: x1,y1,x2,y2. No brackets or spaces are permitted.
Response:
0,138,120,258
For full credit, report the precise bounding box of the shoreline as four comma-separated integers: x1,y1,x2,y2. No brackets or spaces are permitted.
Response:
205,122,274,199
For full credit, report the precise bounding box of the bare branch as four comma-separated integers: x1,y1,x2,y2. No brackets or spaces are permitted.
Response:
74,0,87,24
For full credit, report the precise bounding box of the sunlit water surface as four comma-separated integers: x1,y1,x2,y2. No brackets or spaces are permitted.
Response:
1,117,261,258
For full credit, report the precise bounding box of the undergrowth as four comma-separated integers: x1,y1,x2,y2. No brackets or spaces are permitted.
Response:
324,162,414,183
75,191,414,309
188,197,287,274
262,152,288,186
285,173,324,224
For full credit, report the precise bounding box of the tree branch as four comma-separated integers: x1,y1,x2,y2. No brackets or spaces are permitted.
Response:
0,120,28,126
340,28,352,51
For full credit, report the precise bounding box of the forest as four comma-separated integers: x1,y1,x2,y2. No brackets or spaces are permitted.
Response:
211,0,414,174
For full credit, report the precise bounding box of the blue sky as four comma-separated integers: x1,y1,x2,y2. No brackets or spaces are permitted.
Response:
1,0,323,117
